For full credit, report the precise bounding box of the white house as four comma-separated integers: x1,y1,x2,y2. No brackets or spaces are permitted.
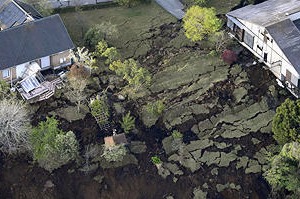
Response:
226,0,300,97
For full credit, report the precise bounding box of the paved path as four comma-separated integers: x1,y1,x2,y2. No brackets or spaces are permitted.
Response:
49,0,112,8
49,0,185,20
155,0,185,20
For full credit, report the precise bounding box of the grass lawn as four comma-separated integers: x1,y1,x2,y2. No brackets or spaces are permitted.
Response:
60,2,176,58
206,0,241,14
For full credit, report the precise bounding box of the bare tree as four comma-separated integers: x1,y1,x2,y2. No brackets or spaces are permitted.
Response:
0,99,30,154
65,64,90,112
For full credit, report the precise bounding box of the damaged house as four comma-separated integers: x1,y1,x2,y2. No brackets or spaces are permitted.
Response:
0,0,74,101
226,0,300,97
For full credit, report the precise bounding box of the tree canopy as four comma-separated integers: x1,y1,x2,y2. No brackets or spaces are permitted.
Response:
272,98,300,145
183,6,221,42
264,142,300,197
30,117,79,172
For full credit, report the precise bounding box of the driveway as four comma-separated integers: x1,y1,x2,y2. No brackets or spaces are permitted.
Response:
155,0,185,20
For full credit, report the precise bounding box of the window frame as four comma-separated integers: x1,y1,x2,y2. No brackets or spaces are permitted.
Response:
2,69,10,79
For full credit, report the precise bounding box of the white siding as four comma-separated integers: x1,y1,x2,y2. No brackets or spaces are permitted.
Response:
232,18,300,86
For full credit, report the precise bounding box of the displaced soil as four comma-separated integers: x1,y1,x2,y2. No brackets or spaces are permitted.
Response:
0,1,288,199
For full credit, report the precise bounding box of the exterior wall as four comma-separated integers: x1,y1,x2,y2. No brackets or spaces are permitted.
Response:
0,67,17,82
227,16,300,88
50,50,71,68
0,49,72,84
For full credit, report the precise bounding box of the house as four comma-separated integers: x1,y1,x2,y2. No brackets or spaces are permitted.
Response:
226,0,300,97
0,0,74,101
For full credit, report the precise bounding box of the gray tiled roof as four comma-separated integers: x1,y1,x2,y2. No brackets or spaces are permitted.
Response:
227,0,300,27
0,0,28,29
0,14,74,70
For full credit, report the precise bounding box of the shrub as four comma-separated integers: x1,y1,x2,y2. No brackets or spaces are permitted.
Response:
90,98,110,124
120,112,135,133
102,144,127,162
151,156,162,165
272,98,300,145
146,100,165,116
172,130,183,139
30,117,79,172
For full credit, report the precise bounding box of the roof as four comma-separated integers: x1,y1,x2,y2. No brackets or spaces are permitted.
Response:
113,133,128,145
227,0,300,74
0,0,30,29
266,19,300,73
0,14,74,70
104,136,115,148
15,0,42,19
227,0,300,27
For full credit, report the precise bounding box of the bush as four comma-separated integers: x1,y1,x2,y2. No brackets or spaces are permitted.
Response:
151,156,162,165
172,130,183,139
272,98,300,145
102,144,127,162
30,117,79,172
120,112,135,133
90,98,110,124
84,22,118,49
146,100,165,116
264,142,300,196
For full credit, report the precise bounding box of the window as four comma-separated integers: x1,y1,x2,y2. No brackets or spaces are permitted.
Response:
2,69,10,78
243,31,254,48
59,58,64,64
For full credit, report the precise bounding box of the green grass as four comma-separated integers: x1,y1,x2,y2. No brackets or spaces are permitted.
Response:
206,0,241,14
60,2,176,57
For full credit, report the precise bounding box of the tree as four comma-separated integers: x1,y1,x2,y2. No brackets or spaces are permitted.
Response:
30,117,79,172
0,99,30,154
183,6,221,42
264,142,300,197
109,59,151,91
94,40,120,64
272,98,300,145
65,65,90,112
24,0,53,16
120,112,135,133
70,47,97,72
102,144,127,162
84,22,118,48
